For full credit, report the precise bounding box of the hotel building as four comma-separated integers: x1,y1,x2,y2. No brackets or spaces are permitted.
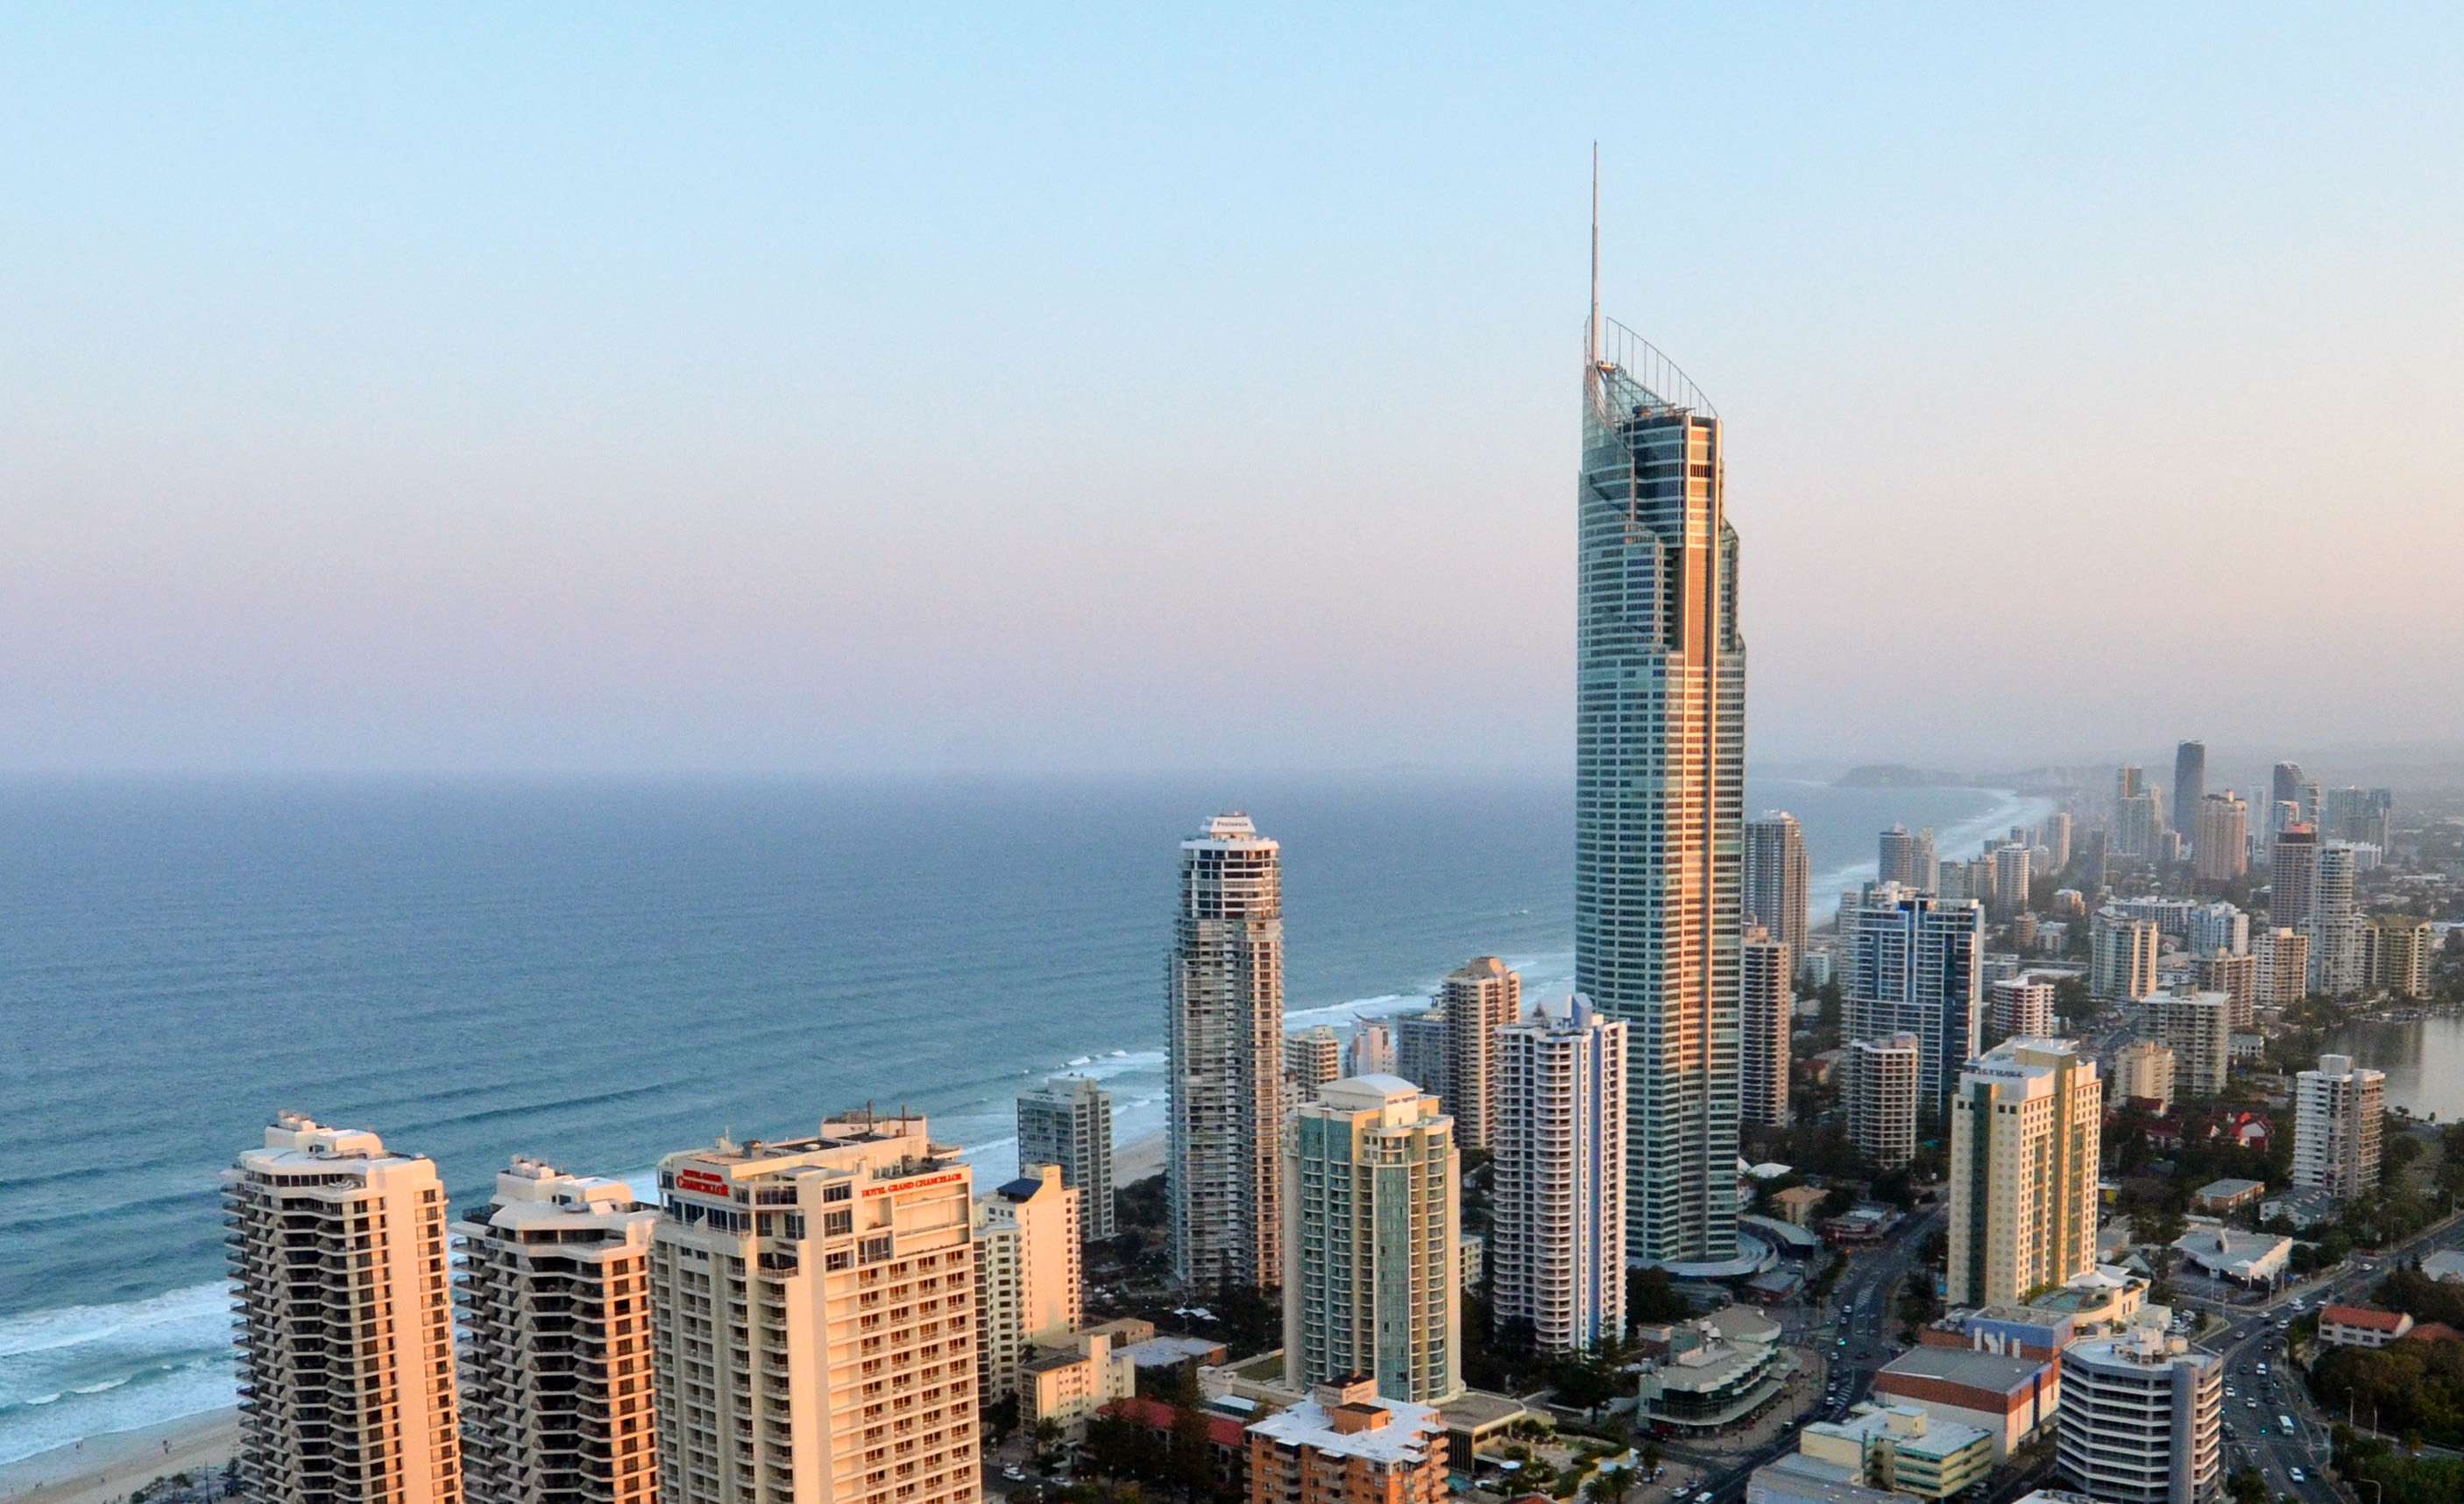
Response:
1016,1075,1115,1243
223,1114,462,1504
457,1159,659,1504
1168,812,1285,1289
1948,1040,2101,1308
648,1111,978,1504
1283,1075,1461,1402
1491,996,1628,1353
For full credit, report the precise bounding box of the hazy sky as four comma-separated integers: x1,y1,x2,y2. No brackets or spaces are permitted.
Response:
6,6,2460,775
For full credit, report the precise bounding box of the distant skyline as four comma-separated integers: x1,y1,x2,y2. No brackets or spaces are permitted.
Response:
7,7,2461,775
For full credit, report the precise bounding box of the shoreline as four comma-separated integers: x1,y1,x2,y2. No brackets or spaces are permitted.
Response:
0,1411,236,1504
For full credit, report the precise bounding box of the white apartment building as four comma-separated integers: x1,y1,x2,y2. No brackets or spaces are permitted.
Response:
1741,927,1794,1129
457,1158,660,1504
649,1111,978,1504
2292,1054,2386,1201
2185,903,2247,959
2309,842,2361,996
1491,996,1627,1353
974,1164,1082,1403
1439,956,1522,1152
1989,977,2054,1042
1745,812,1812,964
1168,812,1285,1289
1849,1034,1922,1172
1993,845,2033,919
2053,1327,2221,1504
1285,1025,1343,1102
2109,1040,2176,1113
2091,914,2159,1004
223,1114,462,1504
1284,1075,1461,1403
1016,1075,1115,1243
1948,1040,2101,1309
2142,991,2231,1099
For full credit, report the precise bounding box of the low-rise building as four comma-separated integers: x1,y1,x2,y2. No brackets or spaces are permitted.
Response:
1635,1317,1796,1433
2319,1305,2414,1349
1100,1397,1247,1493
1747,1455,1901,1504
2190,1178,2264,1216
1771,1185,1832,1227
2259,1186,2340,1231
1798,1403,1995,1500
2170,1225,2291,1285
1243,1376,1448,1504
1871,1347,2057,1458
1021,1330,1136,1437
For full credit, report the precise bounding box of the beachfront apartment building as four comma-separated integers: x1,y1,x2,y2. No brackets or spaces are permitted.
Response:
1284,1075,1462,1403
973,1164,1082,1404
223,1114,463,1504
456,1159,660,1504
1949,1040,2101,1309
1745,812,1811,965
1491,996,1628,1354
1285,1025,1344,1103
1168,812,1285,1290
1439,956,1522,1152
1016,1075,1115,1243
648,1110,979,1504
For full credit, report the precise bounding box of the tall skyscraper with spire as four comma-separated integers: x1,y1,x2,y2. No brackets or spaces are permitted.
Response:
1575,153,1745,1266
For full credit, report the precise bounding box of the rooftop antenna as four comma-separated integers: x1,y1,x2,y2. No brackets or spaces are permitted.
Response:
1589,141,1603,369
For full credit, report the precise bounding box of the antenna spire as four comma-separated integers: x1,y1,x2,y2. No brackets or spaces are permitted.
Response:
1589,142,1602,368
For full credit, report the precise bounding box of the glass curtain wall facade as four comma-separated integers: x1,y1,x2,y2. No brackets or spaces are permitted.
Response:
1575,318,1744,1266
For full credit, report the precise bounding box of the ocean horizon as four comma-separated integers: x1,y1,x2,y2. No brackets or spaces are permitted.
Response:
0,769,2050,1468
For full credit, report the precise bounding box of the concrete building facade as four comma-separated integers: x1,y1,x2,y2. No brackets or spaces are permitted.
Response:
1741,926,1794,1129
1849,1034,1922,1172
1017,1075,1116,1244
457,1159,660,1504
1283,1075,1461,1403
1948,1041,2101,1309
1746,812,1811,966
648,1111,979,1504
224,1115,462,1504
2142,992,2231,1099
2052,1328,2222,1504
1169,812,1285,1289
1490,996,1627,1353
974,1164,1083,1404
2292,1054,2385,1201
1438,957,1522,1152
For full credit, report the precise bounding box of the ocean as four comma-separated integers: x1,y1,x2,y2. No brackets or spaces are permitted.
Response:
0,770,2048,1467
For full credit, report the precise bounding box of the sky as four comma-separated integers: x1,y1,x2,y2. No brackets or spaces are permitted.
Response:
5,4,2460,776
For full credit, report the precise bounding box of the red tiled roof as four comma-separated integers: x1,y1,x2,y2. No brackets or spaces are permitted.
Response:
2403,1322,2464,1344
1101,1396,1248,1449
2322,1304,2408,1332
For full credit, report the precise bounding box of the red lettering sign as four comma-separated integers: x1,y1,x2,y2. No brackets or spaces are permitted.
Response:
676,1169,731,1197
862,1170,966,1198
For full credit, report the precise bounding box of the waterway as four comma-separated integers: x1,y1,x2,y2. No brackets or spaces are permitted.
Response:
2319,1012,2464,1121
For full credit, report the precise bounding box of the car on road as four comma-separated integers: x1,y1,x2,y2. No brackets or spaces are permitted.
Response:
1002,1466,1026,1481
2289,1467,2305,1483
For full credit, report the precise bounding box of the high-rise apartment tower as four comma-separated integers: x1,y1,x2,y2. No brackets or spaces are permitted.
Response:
224,1115,462,1504
1491,997,1628,1353
1167,812,1285,1288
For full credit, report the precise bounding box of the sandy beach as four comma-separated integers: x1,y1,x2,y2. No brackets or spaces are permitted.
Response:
1115,1127,1165,1187
0,1411,235,1504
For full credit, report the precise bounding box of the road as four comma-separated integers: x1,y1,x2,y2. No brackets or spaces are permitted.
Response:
2196,1201,2464,1504
1658,1208,1945,1504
